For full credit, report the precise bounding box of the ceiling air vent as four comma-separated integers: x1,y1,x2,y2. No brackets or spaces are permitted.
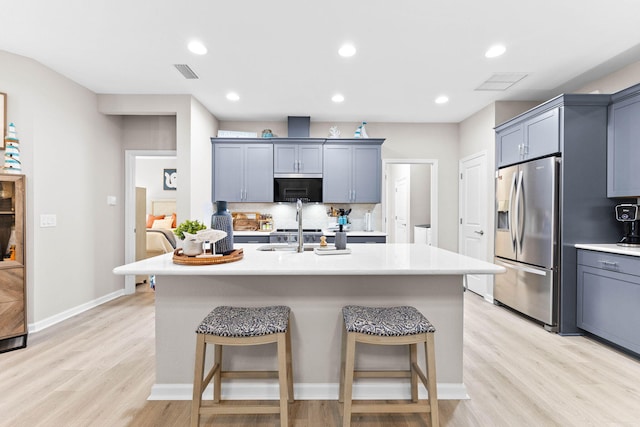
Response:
173,64,199,79
475,72,527,91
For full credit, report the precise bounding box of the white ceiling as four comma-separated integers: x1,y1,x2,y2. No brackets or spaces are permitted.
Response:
3,0,640,123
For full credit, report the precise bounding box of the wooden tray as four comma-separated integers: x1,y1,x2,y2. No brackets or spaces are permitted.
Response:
172,248,243,265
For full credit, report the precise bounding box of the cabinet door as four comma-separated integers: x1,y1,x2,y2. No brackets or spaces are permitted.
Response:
607,96,640,197
0,267,25,338
213,144,245,202
496,124,524,167
353,145,382,203
577,263,640,354
323,145,352,202
525,107,560,159
244,144,274,202
273,144,297,174
298,144,323,174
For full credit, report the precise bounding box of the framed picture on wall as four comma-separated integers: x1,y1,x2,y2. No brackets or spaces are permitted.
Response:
0,92,6,149
163,168,177,190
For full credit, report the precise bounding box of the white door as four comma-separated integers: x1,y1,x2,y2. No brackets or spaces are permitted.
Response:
394,177,409,243
459,153,489,298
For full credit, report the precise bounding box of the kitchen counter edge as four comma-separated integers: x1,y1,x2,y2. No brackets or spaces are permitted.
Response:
575,243,640,257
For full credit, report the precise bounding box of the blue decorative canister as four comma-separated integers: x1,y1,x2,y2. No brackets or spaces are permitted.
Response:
211,201,234,255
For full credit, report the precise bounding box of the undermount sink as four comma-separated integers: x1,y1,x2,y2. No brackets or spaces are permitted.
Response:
256,244,318,252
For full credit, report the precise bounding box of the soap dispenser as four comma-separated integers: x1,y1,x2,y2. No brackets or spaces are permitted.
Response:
335,216,347,250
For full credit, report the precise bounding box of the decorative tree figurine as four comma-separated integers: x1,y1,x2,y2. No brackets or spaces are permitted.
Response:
4,122,21,174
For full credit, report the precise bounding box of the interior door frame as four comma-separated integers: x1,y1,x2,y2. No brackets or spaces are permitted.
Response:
124,149,177,294
382,159,438,247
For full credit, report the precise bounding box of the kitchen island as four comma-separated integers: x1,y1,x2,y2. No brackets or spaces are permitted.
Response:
113,243,504,401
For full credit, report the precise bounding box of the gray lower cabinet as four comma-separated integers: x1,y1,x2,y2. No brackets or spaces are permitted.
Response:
212,142,273,202
577,249,640,354
496,106,560,167
234,235,270,244
325,235,386,244
273,140,323,176
323,140,383,203
607,85,640,197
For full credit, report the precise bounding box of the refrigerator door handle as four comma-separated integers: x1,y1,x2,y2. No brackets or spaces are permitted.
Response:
508,171,518,253
496,259,548,276
515,170,524,251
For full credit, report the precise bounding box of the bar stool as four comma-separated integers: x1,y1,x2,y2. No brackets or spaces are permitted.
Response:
191,305,294,427
339,305,439,427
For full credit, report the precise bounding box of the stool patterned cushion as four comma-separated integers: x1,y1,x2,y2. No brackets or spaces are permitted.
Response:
342,305,435,336
196,305,290,337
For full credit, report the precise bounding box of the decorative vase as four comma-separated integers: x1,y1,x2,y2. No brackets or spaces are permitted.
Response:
212,201,234,255
181,232,203,256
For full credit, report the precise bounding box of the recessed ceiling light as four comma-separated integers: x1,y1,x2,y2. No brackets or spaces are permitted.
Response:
332,94,345,103
485,44,506,58
188,40,208,55
338,44,356,57
435,95,449,104
226,92,240,101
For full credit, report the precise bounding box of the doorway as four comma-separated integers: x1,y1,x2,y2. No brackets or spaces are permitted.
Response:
124,149,177,294
458,151,490,300
383,159,438,246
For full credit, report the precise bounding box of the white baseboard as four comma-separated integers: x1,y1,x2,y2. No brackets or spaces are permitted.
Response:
149,381,469,401
28,289,125,333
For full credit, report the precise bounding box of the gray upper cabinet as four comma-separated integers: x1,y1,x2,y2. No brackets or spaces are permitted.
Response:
496,107,560,167
323,139,384,203
273,140,323,176
212,140,273,202
608,84,640,197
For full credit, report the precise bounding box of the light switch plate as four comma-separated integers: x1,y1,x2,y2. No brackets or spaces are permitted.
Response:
107,196,117,206
40,214,57,227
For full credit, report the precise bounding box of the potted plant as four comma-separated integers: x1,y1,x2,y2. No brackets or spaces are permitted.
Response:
174,220,207,256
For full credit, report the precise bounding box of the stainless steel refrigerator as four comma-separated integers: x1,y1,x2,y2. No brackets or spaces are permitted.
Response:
494,155,560,331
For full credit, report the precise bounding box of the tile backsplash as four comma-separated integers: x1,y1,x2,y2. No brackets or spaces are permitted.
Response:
222,202,382,232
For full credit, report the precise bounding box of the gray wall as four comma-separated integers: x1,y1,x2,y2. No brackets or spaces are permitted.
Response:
0,50,124,325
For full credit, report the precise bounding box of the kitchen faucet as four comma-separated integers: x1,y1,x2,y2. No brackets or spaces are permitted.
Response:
296,198,303,253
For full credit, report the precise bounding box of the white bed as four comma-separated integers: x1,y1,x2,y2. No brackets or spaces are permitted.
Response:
146,200,177,257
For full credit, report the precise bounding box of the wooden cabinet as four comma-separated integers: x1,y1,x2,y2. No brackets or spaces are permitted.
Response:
577,249,640,355
607,84,640,197
273,139,323,176
496,107,560,167
0,174,26,353
212,140,273,202
323,139,384,203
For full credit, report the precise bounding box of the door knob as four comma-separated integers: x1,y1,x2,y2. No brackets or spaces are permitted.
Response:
474,230,485,236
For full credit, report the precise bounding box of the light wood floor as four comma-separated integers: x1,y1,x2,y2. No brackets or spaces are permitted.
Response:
2,285,640,427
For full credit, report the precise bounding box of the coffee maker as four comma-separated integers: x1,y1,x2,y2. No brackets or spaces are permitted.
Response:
615,204,640,246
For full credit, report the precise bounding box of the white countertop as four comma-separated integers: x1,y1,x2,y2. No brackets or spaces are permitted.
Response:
233,230,387,237
575,243,640,257
113,243,504,276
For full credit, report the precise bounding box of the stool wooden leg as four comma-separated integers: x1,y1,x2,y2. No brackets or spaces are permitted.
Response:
338,326,347,403
213,343,222,403
285,327,294,403
342,333,357,427
191,334,206,427
425,334,439,427
277,333,289,427
410,343,418,403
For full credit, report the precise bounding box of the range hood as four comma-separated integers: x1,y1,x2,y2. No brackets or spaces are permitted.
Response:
288,116,310,137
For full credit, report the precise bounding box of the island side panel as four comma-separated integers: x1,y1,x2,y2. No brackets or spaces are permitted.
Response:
154,274,464,397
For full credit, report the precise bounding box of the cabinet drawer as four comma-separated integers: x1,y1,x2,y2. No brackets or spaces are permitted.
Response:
577,249,640,276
